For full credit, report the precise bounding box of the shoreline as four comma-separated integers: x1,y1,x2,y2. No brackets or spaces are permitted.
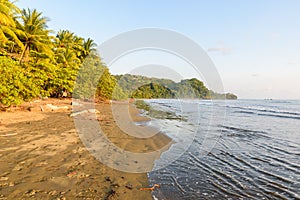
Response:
0,98,173,199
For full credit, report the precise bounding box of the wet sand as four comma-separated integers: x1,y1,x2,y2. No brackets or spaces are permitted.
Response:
0,98,172,199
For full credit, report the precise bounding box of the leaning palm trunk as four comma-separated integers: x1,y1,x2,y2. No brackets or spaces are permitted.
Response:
19,42,29,63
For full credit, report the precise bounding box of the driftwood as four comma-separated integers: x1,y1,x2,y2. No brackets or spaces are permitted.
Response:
139,184,160,191
71,101,82,106
0,133,18,137
28,106,43,112
46,104,69,111
70,109,100,117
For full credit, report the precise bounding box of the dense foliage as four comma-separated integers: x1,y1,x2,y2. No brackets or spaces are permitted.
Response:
0,57,38,106
131,83,175,99
115,74,237,99
0,0,236,106
0,0,119,106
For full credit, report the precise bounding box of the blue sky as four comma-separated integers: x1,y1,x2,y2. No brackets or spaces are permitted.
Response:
16,0,300,99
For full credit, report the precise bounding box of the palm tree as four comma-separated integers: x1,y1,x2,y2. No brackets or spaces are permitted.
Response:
0,0,24,52
55,30,75,48
55,46,80,67
82,38,97,58
54,30,81,63
55,30,96,61
17,8,53,62
71,35,85,59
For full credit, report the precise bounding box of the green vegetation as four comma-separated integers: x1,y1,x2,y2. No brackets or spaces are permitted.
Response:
131,83,175,99
0,0,236,107
0,57,37,106
115,74,237,100
135,100,186,121
0,0,120,107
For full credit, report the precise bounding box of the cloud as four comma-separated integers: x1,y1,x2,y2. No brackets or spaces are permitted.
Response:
288,61,296,65
207,47,231,54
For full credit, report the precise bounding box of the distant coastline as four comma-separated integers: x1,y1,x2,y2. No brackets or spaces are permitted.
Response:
115,74,238,100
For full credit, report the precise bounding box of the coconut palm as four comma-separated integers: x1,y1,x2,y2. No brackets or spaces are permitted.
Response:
55,47,80,66
17,8,53,62
82,38,97,58
55,30,75,48
0,0,24,52
55,30,97,61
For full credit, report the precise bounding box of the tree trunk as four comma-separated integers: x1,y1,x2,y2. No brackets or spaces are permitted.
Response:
19,43,28,63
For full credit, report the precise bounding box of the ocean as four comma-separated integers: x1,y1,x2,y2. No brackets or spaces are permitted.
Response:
140,99,300,200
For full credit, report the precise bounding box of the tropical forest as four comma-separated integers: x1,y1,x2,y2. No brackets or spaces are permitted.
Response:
0,0,236,107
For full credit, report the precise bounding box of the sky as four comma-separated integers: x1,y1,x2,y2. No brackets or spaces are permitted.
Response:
16,0,300,99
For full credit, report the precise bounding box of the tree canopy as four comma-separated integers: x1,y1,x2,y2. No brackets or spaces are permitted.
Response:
0,1,237,107
115,74,237,100
0,1,120,107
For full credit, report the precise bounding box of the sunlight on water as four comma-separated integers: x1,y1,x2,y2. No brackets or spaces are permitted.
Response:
144,99,300,199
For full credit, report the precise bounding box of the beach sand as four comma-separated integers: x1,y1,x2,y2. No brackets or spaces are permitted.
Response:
0,98,172,199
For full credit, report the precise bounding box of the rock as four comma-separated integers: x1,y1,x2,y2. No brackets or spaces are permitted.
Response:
111,183,120,188
105,176,111,182
125,183,133,190
28,106,43,112
62,92,68,97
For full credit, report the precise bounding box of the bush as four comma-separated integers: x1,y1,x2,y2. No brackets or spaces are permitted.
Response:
0,57,39,106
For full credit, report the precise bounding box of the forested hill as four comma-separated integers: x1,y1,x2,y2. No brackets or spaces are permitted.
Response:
114,74,237,100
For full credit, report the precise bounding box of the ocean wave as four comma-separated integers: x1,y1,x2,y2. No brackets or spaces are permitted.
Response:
228,105,300,116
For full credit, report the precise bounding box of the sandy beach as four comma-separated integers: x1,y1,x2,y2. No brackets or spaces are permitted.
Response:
0,98,172,199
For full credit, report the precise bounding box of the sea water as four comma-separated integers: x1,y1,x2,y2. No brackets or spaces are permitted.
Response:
142,99,300,199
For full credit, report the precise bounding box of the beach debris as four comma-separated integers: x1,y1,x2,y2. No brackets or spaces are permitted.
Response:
62,91,68,98
103,188,116,200
12,165,22,171
0,133,18,137
71,101,82,106
69,109,100,117
28,106,44,112
105,100,112,104
46,104,69,111
139,184,160,191
0,177,9,181
105,176,111,182
48,190,58,196
66,171,76,177
125,183,133,190
111,183,120,188
70,110,88,116
25,189,39,196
